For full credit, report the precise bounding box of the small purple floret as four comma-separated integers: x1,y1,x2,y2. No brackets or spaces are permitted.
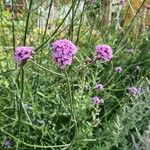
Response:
95,44,113,62
91,96,104,105
96,84,104,91
115,66,123,73
128,86,140,96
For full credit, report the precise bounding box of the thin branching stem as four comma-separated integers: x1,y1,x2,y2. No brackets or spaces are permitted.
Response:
35,0,77,52
0,128,70,148
24,0,33,46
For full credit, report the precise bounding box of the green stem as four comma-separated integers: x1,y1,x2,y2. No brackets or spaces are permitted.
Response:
12,0,15,52
65,70,74,120
32,0,47,11
69,60,95,77
24,0,33,46
0,128,70,148
16,68,24,150
117,0,145,47
69,0,75,40
34,0,54,99
104,72,116,86
30,60,65,77
76,0,86,44
35,0,77,52
42,0,53,41
65,69,78,149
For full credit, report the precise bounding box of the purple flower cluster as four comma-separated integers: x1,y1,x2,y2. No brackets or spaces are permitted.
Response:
115,66,123,73
95,44,113,62
96,84,104,91
52,39,77,69
92,96,104,105
128,86,140,96
14,46,35,63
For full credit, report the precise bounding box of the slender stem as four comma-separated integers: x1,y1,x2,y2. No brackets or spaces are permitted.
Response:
76,0,86,44
30,60,65,77
32,0,47,11
42,0,53,41
16,1,32,148
65,70,74,118
0,112,41,129
0,69,15,75
68,0,75,40
0,128,70,148
104,72,116,86
22,102,32,125
117,0,145,47
65,69,78,149
35,0,77,52
12,0,15,52
24,0,33,46
34,0,54,102
68,60,95,77
137,70,150,85
16,68,24,150
121,5,130,27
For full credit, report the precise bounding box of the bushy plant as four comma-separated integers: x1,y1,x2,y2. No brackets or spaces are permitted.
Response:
0,0,149,149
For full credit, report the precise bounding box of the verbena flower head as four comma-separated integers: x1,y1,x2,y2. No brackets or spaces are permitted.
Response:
52,39,77,69
115,66,123,73
128,86,140,96
91,96,104,105
96,84,104,91
95,44,113,62
14,46,35,64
